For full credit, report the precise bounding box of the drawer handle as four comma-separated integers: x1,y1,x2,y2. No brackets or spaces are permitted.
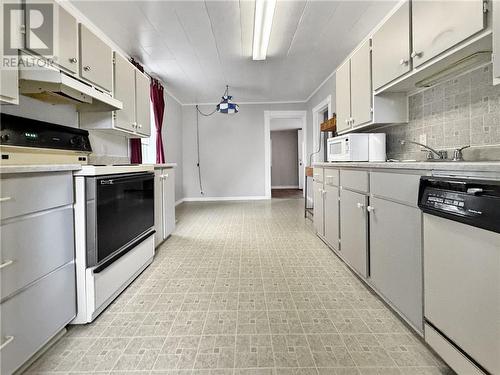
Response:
0,197,12,202
0,336,14,351
0,259,14,269
83,65,91,71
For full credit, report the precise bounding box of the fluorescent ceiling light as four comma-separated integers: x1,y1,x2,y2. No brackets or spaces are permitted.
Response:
252,0,276,60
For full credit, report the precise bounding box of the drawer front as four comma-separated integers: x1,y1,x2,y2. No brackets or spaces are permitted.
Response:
324,169,339,186
1,207,75,299
340,170,369,193
0,172,73,220
313,168,324,183
370,171,421,206
0,262,76,375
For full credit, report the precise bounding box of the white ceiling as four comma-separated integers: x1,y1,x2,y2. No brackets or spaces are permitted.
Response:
70,0,397,104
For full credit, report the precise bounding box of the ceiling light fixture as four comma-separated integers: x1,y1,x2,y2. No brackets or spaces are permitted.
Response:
216,85,239,114
252,0,276,60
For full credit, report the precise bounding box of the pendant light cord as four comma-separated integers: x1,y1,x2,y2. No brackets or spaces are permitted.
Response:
195,105,218,196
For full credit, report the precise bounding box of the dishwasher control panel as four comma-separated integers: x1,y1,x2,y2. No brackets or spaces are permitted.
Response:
418,176,500,234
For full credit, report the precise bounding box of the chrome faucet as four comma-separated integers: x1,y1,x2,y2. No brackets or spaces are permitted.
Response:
452,145,470,161
399,140,447,160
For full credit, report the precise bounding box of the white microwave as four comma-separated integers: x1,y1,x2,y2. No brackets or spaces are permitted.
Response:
327,133,386,162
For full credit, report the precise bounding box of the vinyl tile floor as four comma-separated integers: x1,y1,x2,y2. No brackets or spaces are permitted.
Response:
25,199,454,375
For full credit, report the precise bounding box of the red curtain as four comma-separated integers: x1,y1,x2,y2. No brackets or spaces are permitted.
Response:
129,58,145,164
151,79,165,164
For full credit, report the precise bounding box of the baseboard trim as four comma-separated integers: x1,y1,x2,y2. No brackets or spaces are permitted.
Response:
271,185,300,189
183,196,270,202
175,199,184,206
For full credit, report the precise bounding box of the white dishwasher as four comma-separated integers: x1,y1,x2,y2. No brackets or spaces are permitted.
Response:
418,176,500,375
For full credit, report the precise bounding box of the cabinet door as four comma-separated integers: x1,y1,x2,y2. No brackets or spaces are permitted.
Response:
79,24,113,91
55,5,78,74
163,169,176,238
494,0,500,82
313,181,324,236
0,0,19,104
113,53,136,132
324,184,339,251
154,169,163,247
340,189,368,277
412,0,485,67
350,39,372,128
135,70,151,136
372,0,410,90
335,60,351,132
369,197,423,332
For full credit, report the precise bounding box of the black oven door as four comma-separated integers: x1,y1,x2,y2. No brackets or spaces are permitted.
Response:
95,172,154,264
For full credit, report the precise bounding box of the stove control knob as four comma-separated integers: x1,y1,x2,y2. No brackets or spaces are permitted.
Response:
70,136,83,147
0,134,10,143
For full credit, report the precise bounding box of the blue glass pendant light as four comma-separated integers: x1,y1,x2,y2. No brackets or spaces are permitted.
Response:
216,85,239,114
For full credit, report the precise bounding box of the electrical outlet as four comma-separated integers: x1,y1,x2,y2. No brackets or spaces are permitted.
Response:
420,134,427,144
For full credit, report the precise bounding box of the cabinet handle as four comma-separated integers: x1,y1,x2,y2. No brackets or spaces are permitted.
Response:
165,173,169,178
83,66,91,71
0,259,14,270
138,124,143,128
367,206,375,213
345,119,349,124
399,58,408,65
356,202,365,209
0,197,12,202
411,51,422,59
69,57,78,63
0,336,14,351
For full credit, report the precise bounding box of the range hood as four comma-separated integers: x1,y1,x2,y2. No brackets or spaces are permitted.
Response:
18,55,122,112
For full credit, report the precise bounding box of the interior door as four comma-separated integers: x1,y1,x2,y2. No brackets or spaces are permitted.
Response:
313,181,324,236
372,0,411,89
297,129,304,190
335,60,351,133
135,70,151,136
350,39,372,128
324,184,339,251
113,53,136,132
340,189,368,277
55,5,78,74
369,197,423,331
79,24,113,92
412,0,485,67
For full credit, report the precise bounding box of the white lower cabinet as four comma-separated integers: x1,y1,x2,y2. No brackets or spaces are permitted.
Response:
324,184,339,251
368,197,423,332
154,167,175,247
340,189,369,277
313,180,325,237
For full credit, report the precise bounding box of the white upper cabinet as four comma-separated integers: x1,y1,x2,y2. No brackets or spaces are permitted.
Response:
336,60,351,133
0,0,20,104
54,5,78,75
372,1,411,90
135,70,151,137
350,39,372,128
412,0,485,68
113,53,136,132
79,24,113,92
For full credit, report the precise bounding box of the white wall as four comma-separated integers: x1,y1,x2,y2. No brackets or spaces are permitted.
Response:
182,102,305,199
162,91,184,202
271,130,299,188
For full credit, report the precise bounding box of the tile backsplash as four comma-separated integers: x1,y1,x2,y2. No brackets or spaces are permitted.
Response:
384,63,500,161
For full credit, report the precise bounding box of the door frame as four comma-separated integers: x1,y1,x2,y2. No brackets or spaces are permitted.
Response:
264,110,307,199
311,95,332,164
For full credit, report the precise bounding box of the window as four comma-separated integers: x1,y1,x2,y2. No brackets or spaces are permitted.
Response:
141,101,156,163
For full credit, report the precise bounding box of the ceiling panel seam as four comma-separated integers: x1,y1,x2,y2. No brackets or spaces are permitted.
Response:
286,0,308,57
204,0,228,84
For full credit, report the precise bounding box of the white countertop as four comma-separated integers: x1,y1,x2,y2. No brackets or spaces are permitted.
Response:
0,164,82,174
149,163,177,169
73,164,155,176
313,161,500,173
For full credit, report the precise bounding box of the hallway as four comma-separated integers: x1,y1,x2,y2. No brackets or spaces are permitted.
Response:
26,200,451,374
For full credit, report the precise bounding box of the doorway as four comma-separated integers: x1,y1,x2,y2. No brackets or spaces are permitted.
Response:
264,111,307,199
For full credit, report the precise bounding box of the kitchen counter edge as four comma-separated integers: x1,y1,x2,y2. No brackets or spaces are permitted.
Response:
313,161,500,173
0,164,82,174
